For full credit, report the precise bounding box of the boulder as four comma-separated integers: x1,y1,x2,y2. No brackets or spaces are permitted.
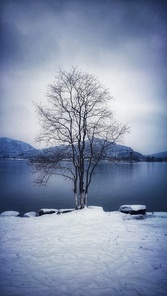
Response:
58,209,75,214
23,211,37,218
38,209,58,216
0,211,20,217
119,205,146,215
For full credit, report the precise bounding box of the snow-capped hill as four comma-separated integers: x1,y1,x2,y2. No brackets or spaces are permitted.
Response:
0,137,143,160
0,137,38,159
150,151,167,158
107,142,132,157
109,143,143,160
89,138,142,160
41,138,138,160
144,151,167,161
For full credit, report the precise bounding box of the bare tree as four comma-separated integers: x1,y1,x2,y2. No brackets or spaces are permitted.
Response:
32,67,129,209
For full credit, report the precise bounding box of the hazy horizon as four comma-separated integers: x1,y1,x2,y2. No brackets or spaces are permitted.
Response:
0,134,166,156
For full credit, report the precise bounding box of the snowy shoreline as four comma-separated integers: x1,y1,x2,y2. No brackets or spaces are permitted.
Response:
0,207,167,296
0,204,147,218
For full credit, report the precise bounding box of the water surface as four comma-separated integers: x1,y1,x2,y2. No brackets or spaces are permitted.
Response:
0,160,166,215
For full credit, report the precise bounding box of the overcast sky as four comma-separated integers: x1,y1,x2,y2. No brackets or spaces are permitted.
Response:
0,0,167,154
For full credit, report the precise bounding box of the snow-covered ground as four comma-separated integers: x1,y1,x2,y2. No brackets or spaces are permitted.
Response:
0,207,167,296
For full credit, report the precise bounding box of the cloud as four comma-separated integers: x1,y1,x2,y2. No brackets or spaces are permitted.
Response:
0,0,167,154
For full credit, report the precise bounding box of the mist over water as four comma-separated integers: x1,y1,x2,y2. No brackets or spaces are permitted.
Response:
0,160,167,216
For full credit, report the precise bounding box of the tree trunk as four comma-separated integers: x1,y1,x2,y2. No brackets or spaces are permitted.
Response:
74,192,79,210
85,193,88,207
80,192,85,209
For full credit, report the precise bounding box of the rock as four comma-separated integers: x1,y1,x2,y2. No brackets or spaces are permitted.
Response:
0,211,20,217
23,212,37,218
38,209,58,216
58,209,75,214
119,205,146,215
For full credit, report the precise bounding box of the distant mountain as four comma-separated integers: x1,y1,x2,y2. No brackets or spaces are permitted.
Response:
0,137,165,161
0,137,142,161
0,137,38,159
145,151,167,161
150,151,167,158
39,139,138,161
83,138,143,160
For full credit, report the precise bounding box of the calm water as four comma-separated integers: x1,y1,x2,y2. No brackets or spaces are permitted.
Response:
0,160,167,215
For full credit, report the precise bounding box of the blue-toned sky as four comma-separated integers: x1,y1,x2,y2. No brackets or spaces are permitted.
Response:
0,0,167,154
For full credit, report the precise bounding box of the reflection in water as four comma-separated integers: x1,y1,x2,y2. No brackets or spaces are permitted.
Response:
0,160,167,215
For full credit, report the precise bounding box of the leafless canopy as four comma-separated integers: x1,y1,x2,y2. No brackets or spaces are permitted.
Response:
32,67,129,208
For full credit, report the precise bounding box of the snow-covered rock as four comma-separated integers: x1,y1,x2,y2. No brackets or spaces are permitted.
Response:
38,208,58,216
58,208,75,214
119,204,146,215
0,211,20,217
23,211,37,218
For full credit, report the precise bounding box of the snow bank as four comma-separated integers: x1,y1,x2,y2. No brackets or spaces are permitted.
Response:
23,212,37,218
0,211,20,217
0,207,167,296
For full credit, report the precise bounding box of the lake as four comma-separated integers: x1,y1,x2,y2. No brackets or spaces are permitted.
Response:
0,160,167,215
